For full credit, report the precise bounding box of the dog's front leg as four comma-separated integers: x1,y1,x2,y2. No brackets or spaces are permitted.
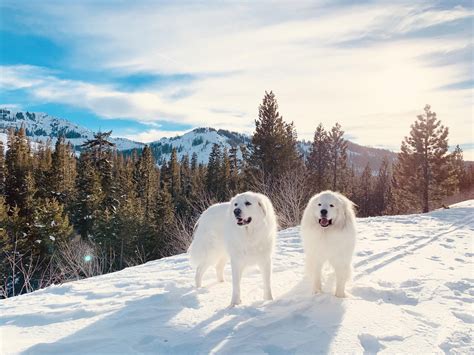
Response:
230,259,243,306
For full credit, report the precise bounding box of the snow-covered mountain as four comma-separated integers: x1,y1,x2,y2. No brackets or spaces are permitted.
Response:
131,128,396,170
142,127,251,164
1,201,472,354
0,108,397,170
0,109,144,151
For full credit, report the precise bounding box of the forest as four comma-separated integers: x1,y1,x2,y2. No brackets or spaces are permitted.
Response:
1,92,472,298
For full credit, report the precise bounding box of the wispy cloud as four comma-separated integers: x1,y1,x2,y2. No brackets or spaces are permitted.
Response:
0,1,472,156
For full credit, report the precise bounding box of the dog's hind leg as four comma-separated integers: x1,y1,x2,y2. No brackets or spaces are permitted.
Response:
195,262,210,288
215,257,227,282
258,256,273,301
334,264,351,298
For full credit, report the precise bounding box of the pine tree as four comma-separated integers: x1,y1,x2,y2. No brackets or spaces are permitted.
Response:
113,154,142,268
373,157,392,215
327,123,348,192
206,144,222,198
249,91,300,183
75,152,103,239
356,163,373,217
0,140,5,195
168,148,181,202
155,185,175,257
307,123,330,193
30,198,73,262
394,105,456,212
228,146,241,194
450,145,465,193
50,137,77,211
5,127,35,216
33,141,53,199
219,147,231,201
134,145,159,223
81,131,117,213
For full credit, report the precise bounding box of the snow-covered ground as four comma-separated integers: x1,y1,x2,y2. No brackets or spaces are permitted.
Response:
1,201,473,354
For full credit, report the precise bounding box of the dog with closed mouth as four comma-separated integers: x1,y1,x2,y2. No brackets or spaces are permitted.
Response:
188,191,277,306
301,190,356,298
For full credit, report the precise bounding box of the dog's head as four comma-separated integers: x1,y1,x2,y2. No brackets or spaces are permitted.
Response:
230,191,268,227
308,191,355,229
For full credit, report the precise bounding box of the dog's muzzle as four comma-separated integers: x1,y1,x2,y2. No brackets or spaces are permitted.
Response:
319,217,332,228
236,217,252,226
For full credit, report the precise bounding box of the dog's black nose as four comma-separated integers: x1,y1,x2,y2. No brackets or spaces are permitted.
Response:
234,208,242,217
320,209,328,216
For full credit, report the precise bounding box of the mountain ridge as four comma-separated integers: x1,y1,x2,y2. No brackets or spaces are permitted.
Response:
0,108,398,170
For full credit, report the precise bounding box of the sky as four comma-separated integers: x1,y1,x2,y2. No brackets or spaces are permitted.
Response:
0,1,472,157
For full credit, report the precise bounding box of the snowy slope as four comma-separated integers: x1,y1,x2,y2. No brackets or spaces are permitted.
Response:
0,109,144,151
1,201,472,354
145,127,250,164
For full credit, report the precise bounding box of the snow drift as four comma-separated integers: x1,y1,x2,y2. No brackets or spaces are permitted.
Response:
1,201,473,354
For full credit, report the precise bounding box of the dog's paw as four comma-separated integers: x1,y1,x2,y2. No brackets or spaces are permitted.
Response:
264,294,273,301
229,298,242,307
335,291,346,298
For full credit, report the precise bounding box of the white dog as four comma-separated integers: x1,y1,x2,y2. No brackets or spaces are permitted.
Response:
188,191,277,306
301,190,356,298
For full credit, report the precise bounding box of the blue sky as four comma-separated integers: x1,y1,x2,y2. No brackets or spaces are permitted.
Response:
0,1,472,156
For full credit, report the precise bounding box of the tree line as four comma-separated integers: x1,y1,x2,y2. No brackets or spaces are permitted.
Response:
1,92,472,297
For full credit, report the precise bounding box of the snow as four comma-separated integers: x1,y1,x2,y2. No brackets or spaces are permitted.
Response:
150,128,249,165
1,201,473,354
0,110,144,151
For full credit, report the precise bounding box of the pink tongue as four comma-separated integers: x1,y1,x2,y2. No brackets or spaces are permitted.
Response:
320,218,329,226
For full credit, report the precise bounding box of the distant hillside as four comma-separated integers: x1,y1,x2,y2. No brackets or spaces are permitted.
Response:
1,108,398,171
122,127,251,165
0,109,144,151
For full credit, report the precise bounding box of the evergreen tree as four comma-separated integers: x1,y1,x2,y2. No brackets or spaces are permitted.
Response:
327,123,348,192
0,140,5,195
113,154,142,268
307,123,330,193
168,148,181,202
5,127,35,216
248,91,300,183
394,105,456,212
81,131,117,213
228,146,241,194
373,157,392,215
206,144,222,198
134,145,159,223
33,141,53,199
219,147,231,201
155,185,175,257
450,145,465,193
356,163,373,217
75,152,103,239
30,198,73,262
50,137,77,211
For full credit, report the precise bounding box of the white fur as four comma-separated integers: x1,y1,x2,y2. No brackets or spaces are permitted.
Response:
301,190,356,298
188,191,277,306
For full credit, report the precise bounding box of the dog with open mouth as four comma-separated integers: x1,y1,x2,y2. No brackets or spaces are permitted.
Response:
188,191,277,306
301,190,356,298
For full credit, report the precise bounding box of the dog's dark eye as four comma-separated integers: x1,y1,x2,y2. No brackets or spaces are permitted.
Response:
234,203,238,206
318,203,321,206
245,201,252,206
330,204,334,208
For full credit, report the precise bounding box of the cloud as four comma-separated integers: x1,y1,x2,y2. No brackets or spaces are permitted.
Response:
1,1,472,158
121,128,192,143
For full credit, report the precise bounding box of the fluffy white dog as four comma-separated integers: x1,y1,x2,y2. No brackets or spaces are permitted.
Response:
188,191,277,306
301,190,356,298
